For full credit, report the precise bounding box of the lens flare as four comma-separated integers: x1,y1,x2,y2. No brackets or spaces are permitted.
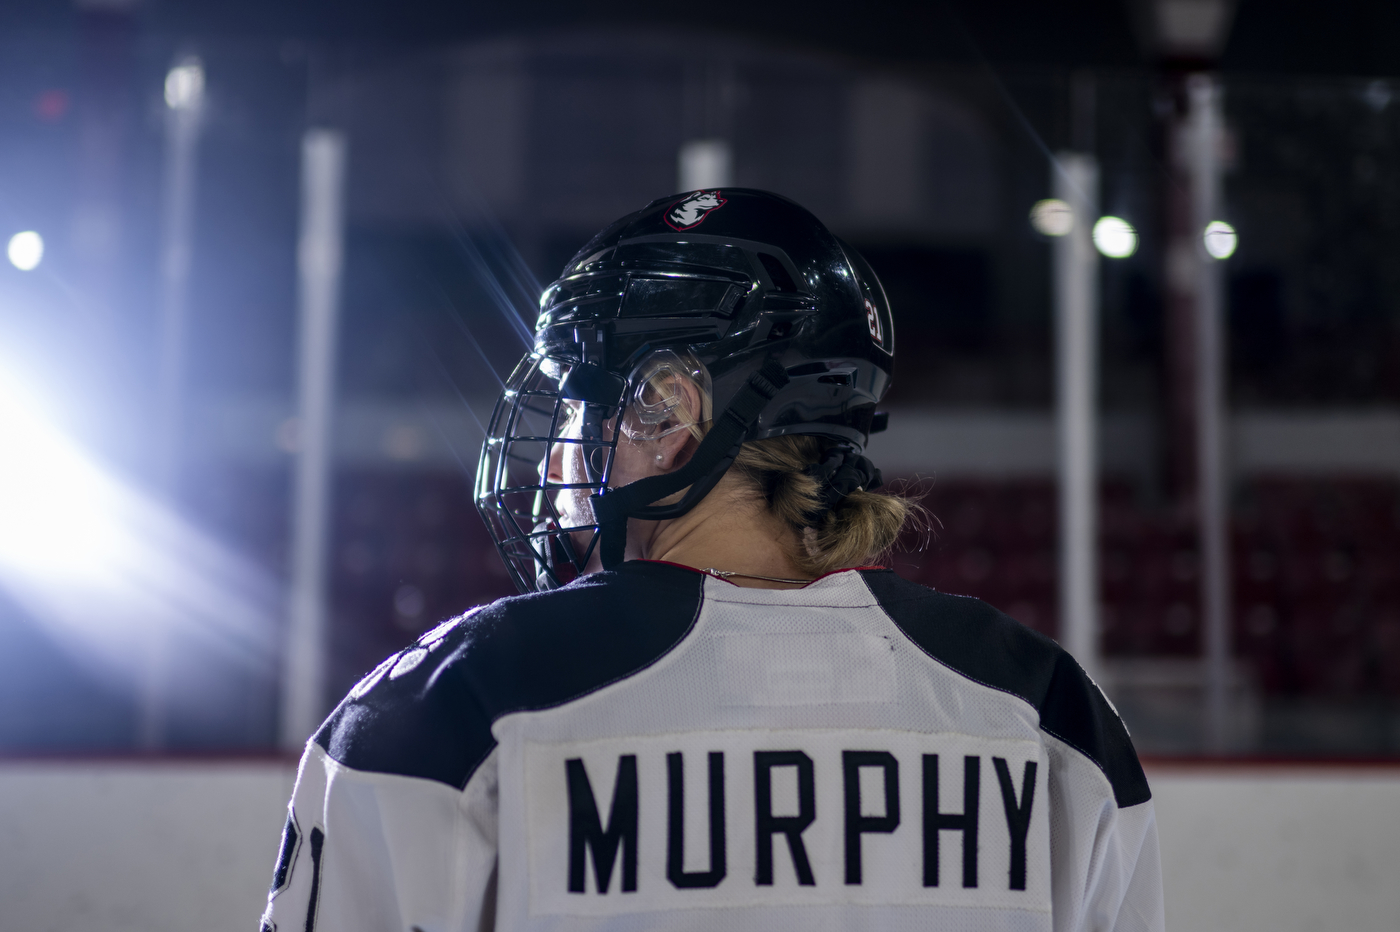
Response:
164,59,205,111
1092,216,1138,259
0,358,277,683
1030,199,1073,237
1203,220,1238,259
7,231,43,270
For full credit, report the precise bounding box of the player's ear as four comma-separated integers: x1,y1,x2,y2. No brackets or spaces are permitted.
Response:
652,376,704,472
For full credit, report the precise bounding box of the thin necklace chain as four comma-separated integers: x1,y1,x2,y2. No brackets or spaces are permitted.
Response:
703,567,813,586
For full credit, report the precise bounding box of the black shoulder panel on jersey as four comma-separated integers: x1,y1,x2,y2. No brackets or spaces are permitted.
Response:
859,568,1151,808
315,561,704,789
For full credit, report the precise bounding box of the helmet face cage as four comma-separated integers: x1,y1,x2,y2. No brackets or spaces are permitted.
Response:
477,349,715,593
475,354,623,592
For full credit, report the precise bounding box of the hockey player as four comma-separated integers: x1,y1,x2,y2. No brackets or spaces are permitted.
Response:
262,189,1163,932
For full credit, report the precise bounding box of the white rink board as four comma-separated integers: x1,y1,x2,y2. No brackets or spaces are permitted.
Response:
1146,765,1400,932
0,759,296,932
0,759,1397,932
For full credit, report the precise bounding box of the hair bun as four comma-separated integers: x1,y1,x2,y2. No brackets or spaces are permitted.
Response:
730,436,915,576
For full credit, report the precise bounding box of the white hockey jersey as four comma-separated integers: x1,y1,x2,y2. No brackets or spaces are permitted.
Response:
262,562,1163,932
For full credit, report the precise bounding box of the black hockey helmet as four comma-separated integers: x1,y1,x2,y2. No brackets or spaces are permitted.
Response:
475,188,895,592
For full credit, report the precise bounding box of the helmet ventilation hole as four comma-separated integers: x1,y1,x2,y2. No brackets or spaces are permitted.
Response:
758,253,798,292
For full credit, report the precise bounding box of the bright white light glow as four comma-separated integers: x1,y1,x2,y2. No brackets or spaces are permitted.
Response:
1203,220,1238,259
1093,216,1138,259
1030,198,1073,236
164,59,205,110
7,231,43,270
0,356,275,684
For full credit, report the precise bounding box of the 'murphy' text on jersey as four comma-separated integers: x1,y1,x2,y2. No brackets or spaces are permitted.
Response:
520,729,1050,917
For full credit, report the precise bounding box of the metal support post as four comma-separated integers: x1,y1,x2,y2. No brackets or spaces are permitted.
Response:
1054,152,1102,687
1186,76,1232,752
139,56,206,749
153,56,205,495
281,128,348,750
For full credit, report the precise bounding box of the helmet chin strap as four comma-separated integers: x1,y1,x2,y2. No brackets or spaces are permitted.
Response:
590,359,790,570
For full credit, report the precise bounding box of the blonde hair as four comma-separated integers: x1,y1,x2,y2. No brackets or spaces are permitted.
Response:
729,435,919,577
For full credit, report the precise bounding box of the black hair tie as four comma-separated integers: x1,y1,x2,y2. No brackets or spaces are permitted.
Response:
802,445,883,525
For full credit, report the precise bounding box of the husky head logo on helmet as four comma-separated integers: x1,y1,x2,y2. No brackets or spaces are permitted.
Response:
476,189,895,593
665,190,727,230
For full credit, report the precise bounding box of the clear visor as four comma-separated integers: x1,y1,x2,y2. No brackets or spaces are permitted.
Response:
620,350,713,442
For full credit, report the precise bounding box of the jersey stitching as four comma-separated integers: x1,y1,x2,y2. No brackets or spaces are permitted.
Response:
1037,724,1110,780
707,598,878,608
639,559,886,589
861,583,1040,711
808,564,887,583
704,572,879,607
455,576,709,790
1037,728,1116,798
857,572,1124,795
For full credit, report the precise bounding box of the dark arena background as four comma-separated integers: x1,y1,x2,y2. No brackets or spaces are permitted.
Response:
0,1,1398,929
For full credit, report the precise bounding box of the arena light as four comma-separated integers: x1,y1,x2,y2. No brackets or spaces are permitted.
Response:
1030,198,1073,237
0,355,277,682
1092,216,1138,259
164,58,205,111
7,231,43,270
0,367,116,576
1203,220,1237,259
